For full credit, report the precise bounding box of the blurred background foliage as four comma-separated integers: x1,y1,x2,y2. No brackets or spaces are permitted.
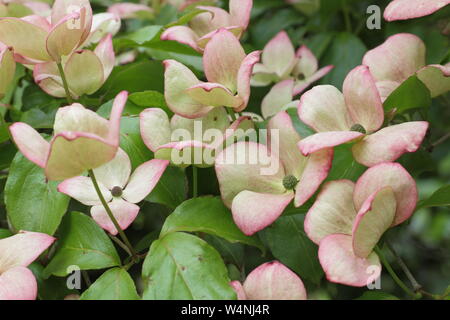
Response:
0,0,449,300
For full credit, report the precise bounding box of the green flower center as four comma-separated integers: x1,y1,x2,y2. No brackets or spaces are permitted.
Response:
283,175,299,190
350,123,366,134
111,186,123,197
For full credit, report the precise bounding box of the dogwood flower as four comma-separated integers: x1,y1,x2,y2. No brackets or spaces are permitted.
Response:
285,0,320,15
9,91,127,181
164,28,261,119
304,162,417,286
140,107,252,167
0,0,92,64
107,3,153,19
260,79,299,119
215,111,333,235
33,34,114,98
0,0,50,18
0,231,55,300
251,31,333,96
384,0,450,21
58,148,169,235
297,65,429,167
230,261,307,300
363,33,450,100
0,43,15,99
161,0,252,52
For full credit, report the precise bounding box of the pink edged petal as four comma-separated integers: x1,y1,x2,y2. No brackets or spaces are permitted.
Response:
33,61,68,98
108,90,128,144
294,45,318,78
21,15,51,31
9,122,50,168
230,281,247,300
0,231,55,271
190,7,231,37
163,59,212,119
267,110,305,177
384,0,450,21
251,63,278,87
53,103,109,137
86,13,121,46
352,187,396,258
298,85,352,132
0,45,15,99
0,17,50,62
0,267,37,300
353,162,418,226
352,121,429,167
375,80,400,102
362,33,426,83
94,33,115,80
155,140,212,166
236,50,261,112
57,176,109,205
319,234,381,287
122,159,169,203
295,148,333,207
196,26,243,51
343,65,384,133
93,148,131,190
46,10,87,62
215,141,286,207
45,132,118,181
243,261,307,300
298,131,364,156
262,79,294,119
229,0,252,29
107,3,153,19
304,180,356,244
203,28,246,92
262,31,296,78
231,190,294,235
161,26,200,52
416,65,450,98
64,49,104,96
186,82,243,108
139,108,171,152
91,199,140,235
293,65,334,96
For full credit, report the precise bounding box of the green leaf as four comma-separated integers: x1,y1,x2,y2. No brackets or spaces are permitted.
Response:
320,32,366,88
417,185,450,209
355,291,399,300
0,228,12,239
113,25,162,51
287,108,315,138
146,166,187,209
165,8,206,28
142,232,236,300
80,268,140,300
250,8,304,49
98,60,164,101
128,90,172,115
44,212,120,278
326,144,366,182
160,196,264,250
259,214,323,284
0,143,16,170
384,75,432,113
5,152,70,235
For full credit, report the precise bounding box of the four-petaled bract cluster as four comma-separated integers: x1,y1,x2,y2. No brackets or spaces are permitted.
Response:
0,0,448,301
